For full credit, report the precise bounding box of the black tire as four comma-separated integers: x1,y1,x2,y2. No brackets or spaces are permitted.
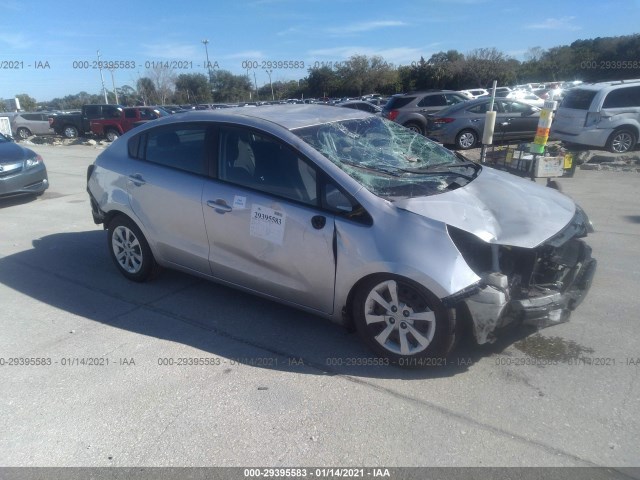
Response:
403,122,424,136
107,215,158,282
17,127,31,140
352,275,456,366
105,129,120,142
63,125,79,139
607,128,636,154
455,129,478,150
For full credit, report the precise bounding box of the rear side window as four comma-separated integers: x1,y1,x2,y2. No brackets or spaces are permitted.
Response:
561,89,597,110
128,124,210,175
418,95,446,107
467,102,491,114
602,86,640,108
385,96,415,109
445,94,466,105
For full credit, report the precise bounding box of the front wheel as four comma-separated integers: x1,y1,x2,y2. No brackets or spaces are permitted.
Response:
455,129,478,150
607,129,636,153
105,129,120,142
107,216,158,282
17,127,31,139
352,276,456,366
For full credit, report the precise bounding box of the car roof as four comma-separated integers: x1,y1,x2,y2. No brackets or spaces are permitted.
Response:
569,79,640,91
148,104,372,130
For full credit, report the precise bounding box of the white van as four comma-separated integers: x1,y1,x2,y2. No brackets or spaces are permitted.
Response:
551,79,640,153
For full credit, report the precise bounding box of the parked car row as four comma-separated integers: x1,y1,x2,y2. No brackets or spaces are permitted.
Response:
7,78,637,153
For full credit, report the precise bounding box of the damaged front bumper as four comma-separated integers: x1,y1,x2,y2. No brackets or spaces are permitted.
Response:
445,210,597,345
462,247,596,344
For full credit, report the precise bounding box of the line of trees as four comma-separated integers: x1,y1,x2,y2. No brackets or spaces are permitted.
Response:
19,33,640,110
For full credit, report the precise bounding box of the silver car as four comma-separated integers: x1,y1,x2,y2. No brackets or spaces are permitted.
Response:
87,105,596,365
426,98,541,150
0,132,49,198
10,112,55,140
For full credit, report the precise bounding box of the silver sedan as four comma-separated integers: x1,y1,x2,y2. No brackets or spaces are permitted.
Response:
87,105,596,366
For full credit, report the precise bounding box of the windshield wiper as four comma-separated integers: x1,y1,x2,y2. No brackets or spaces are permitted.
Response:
395,161,480,179
339,159,402,178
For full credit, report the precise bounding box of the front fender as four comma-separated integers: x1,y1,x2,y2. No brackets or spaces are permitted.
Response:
332,207,480,325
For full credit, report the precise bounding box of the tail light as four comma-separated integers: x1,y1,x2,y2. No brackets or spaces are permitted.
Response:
585,112,600,127
386,110,400,121
433,118,455,124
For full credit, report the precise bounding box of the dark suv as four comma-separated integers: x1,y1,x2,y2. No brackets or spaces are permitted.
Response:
382,90,468,135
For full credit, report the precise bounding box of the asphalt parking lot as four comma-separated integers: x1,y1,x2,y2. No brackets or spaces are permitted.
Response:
1,143,639,470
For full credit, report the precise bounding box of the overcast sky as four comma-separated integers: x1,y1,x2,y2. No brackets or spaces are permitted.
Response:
1,0,639,101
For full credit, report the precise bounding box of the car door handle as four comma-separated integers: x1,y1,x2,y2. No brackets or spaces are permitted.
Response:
206,199,232,213
127,174,145,186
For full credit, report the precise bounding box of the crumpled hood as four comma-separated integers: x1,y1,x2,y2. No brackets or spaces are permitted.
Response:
395,166,575,249
0,142,32,163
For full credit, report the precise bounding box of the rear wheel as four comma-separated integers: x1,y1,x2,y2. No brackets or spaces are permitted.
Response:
403,122,424,135
352,276,456,366
607,129,636,153
16,127,31,140
63,125,79,139
107,216,158,282
455,129,478,150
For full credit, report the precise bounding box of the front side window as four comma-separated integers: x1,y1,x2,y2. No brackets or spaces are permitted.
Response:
218,127,317,206
134,125,208,175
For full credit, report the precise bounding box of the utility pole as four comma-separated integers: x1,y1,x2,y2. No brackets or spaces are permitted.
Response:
266,69,274,101
97,50,108,103
202,39,212,83
109,69,119,104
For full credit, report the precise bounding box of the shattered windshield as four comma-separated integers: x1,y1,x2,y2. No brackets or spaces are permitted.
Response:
293,116,480,199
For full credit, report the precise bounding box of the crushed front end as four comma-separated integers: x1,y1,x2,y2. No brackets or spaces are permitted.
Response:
444,206,597,344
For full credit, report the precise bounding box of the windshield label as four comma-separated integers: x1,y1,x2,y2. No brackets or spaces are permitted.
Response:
250,204,286,245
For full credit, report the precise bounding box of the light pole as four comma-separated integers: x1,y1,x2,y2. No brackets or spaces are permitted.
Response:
202,39,212,83
265,69,275,101
109,69,119,104
96,50,108,103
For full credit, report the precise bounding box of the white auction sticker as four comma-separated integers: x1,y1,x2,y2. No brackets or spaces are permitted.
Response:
250,204,286,245
233,195,246,209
